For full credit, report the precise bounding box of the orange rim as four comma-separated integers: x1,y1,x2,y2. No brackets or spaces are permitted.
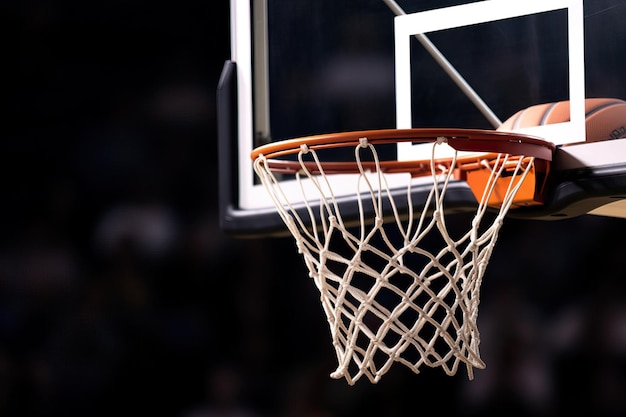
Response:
250,128,555,166
251,128,556,208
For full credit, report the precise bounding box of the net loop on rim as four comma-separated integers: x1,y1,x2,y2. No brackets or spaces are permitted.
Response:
251,128,553,385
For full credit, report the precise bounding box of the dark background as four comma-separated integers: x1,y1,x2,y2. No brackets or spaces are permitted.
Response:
4,1,626,416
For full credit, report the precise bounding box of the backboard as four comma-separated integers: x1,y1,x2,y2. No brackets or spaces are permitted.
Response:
218,0,626,237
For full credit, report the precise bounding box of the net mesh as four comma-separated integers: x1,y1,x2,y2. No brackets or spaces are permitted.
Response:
253,137,534,384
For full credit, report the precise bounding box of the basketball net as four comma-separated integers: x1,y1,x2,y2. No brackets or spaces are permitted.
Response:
253,137,535,384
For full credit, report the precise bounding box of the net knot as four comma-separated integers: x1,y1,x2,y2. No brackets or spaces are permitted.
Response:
374,216,384,228
358,137,369,148
255,154,267,166
295,241,305,254
300,144,310,154
436,136,448,145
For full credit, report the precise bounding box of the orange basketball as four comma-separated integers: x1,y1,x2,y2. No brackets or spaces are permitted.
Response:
497,98,626,142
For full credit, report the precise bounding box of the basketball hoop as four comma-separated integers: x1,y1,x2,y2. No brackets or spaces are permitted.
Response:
251,128,554,384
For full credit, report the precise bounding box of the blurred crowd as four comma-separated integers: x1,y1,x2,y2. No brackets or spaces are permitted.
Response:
4,1,626,416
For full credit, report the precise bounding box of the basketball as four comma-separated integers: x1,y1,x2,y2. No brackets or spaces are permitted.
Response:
497,98,626,142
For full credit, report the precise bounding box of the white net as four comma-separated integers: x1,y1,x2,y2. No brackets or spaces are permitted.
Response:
253,137,535,384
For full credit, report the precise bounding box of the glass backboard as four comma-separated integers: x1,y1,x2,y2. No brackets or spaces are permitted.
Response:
218,0,626,236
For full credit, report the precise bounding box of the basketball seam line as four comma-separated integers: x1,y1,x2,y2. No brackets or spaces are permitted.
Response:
585,101,623,119
540,102,560,125
511,110,524,129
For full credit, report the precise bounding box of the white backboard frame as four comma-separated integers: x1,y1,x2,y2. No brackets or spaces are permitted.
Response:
395,0,586,160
